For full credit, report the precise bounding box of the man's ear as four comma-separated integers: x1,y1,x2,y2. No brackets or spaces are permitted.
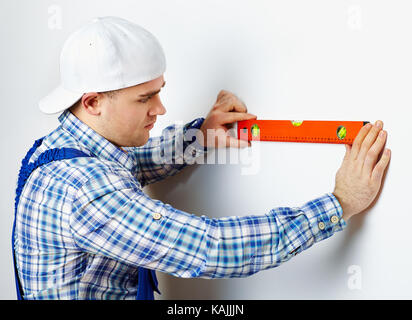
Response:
81,92,103,116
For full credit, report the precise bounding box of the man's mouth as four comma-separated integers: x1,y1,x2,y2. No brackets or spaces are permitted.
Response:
145,122,155,129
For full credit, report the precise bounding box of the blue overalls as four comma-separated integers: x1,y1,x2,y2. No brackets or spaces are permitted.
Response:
12,137,160,300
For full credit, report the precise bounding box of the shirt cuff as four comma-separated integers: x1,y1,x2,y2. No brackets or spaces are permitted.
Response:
183,117,208,163
301,192,347,243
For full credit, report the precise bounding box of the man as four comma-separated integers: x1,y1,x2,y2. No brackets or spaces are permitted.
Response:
13,16,390,300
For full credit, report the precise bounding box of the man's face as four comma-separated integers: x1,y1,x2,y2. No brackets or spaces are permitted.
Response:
99,75,166,147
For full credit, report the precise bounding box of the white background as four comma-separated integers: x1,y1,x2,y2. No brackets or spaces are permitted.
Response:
1,0,411,299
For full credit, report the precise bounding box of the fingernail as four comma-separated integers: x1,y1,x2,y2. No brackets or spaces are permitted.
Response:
379,130,385,137
375,120,382,128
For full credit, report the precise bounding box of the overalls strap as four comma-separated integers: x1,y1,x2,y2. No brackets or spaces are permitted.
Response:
13,137,160,300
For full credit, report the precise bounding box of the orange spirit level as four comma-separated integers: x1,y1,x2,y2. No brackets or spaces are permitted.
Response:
237,120,370,144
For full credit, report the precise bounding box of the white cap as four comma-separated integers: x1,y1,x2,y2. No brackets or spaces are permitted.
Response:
39,16,166,114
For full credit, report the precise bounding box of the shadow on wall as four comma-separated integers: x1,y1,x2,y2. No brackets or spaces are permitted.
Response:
147,164,225,299
156,272,229,300
330,155,391,267
147,148,392,299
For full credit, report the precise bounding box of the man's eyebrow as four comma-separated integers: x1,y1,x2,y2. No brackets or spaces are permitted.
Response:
139,81,166,97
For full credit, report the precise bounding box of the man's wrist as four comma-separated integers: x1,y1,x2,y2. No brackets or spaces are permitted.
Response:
332,192,351,222
183,117,207,151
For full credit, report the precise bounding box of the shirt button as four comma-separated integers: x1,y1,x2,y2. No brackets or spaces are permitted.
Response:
330,215,339,224
318,221,325,230
153,212,162,220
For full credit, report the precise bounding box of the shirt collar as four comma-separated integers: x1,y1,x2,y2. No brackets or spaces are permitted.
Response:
58,109,134,171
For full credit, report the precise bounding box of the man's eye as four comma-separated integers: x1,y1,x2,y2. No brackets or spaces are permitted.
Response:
139,92,159,103
138,97,150,103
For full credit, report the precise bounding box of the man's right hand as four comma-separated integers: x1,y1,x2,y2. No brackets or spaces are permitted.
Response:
332,120,391,222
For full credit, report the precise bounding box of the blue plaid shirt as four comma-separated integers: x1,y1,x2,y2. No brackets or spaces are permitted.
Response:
14,109,347,299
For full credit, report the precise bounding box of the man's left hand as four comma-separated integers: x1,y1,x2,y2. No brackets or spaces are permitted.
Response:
196,90,257,149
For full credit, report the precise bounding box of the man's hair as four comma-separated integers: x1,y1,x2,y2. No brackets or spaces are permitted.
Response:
102,89,119,100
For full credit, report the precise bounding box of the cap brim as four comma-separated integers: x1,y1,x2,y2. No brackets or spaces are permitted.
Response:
38,85,83,114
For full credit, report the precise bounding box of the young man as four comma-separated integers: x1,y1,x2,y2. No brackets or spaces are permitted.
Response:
13,16,390,300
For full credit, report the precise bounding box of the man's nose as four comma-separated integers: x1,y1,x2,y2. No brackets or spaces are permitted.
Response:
149,99,166,116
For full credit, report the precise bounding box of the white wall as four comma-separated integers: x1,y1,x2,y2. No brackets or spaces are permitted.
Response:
1,0,410,299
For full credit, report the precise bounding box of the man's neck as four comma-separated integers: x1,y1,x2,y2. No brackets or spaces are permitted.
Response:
68,107,128,154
